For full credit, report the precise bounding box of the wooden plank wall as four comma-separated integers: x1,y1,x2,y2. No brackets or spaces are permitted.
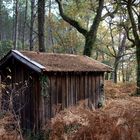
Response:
1,59,105,132
42,72,104,125
1,59,42,132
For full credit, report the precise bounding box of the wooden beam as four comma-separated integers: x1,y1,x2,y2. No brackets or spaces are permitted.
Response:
0,75,1,111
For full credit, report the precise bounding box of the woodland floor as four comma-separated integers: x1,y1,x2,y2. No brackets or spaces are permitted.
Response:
0,81,140,140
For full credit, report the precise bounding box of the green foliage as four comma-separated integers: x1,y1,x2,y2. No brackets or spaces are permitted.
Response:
39,75,50,100
0,40,13,59
63,0,98,30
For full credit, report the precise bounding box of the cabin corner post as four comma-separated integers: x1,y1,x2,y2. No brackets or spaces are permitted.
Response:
0,74,1,111
98,73,105,108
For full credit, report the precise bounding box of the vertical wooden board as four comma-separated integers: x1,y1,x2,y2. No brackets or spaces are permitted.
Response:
50,75,56,117
84,74,88,99
21,66,26,129
37,76,43,130
61,75,66,109
29,74,35,130
94,75,98,108
0,74,1,111
78,75,81,100
80,75,84,100
49,76,52,118
65,74,67,108
69,74,72,106
57,76,62,104
56,75,62,112
73,75,77,105
65,74,69,107
34,75,38,131
99,73,104,102
48,76,51,119
75,75,77,104
83,75,85,100
68,75,71,106
70,75,73,105
95,75,100,108
17,65,23,128
71,74,76,105
88,74,92,108
92,76,96,107
37,74,41,131
22,71,29,128
39,75,48,128
56,76,59,105
75,75,79,102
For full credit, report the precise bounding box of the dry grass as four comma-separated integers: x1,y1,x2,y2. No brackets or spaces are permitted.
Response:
0,112,21,140
46,81,140,140
0,81,140,140
105,80,136,99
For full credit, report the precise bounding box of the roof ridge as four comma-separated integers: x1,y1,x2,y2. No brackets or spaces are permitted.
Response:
0,50,113,72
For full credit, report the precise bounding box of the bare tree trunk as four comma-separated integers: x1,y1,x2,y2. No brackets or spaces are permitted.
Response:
30,0,35,51
38,0,45,52
22,0,28,50
0,75,1,111
47,0,54,49
136,42,140,94
0,1,2,41
126,1,140,95
14,0,19,49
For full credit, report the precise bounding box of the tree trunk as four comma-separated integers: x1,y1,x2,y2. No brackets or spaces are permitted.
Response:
22,0,28,50
48,0,54,49
30,0,35,51
0,1,2,41
136,41,140,95
56,0,104,57
83,35,95,56
14,0,19,49
38,0,45,52
127,1,140,95
113,60,119,83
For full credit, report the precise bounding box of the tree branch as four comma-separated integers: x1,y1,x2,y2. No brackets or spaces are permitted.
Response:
127,1,139,42
123,26,135,45
102,3,119,20
55,0,88,37
89,0,104,34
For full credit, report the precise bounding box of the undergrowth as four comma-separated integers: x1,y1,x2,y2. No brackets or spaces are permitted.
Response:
0,81,140,140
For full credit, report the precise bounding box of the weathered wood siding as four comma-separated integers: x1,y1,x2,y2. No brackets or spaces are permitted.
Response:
0,58,41,132
1,58,105,132
41,72,104,126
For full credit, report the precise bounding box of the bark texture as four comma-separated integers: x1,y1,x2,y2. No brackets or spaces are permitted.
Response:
38,0,45,52
55,0,104,57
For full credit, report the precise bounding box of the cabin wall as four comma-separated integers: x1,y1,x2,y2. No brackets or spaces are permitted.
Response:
0,58,41,132
41,72,104,125
1,58,105,132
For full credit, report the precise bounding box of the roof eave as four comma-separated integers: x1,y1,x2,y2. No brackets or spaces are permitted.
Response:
0,50,45,73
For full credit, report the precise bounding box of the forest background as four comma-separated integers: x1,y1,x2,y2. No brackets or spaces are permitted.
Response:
0,0,140,93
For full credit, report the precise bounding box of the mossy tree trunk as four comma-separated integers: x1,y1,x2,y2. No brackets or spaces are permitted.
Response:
55,0,104,57
126,0,140,95
136,42,140,95
38,0,45,52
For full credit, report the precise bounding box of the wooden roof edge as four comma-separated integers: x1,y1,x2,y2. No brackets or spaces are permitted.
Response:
0,50,113,73
84,55,113,72
0,50,45,73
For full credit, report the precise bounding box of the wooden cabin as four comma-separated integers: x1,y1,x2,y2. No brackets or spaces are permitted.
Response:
0,50,112,131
